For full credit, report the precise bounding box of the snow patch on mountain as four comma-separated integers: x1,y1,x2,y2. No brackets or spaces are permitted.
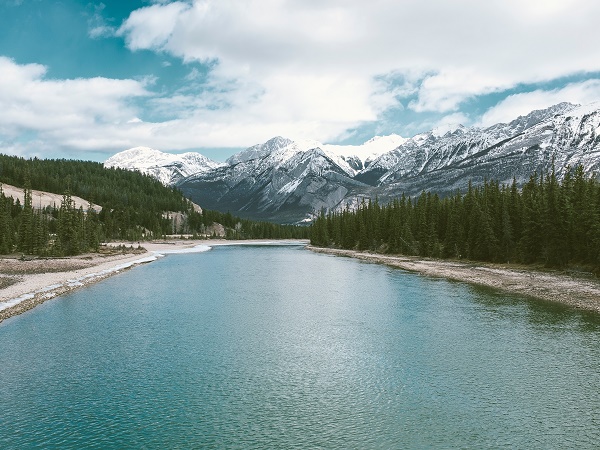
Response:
320,134,405,162
104,147,224,185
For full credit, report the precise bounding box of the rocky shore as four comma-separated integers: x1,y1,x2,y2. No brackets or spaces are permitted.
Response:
308,246,600,313
0,250,156,324
0,240,211,324
0,240,307,324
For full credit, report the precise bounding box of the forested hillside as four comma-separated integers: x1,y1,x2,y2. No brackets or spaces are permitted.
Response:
0,154,307,256
311,166,600,273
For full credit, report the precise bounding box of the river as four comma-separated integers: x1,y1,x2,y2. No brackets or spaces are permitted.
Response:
1,244,599,448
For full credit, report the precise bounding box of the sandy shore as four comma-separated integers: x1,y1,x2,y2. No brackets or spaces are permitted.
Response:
308,246,600,313
0,239,308,324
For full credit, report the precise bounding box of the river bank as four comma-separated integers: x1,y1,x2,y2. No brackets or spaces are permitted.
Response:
0,239,307,323
309,246,600,313
5,240,596,323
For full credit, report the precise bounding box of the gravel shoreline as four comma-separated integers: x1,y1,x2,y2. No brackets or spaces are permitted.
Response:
0,239,308,324
308,246,600,313
0,252,157,324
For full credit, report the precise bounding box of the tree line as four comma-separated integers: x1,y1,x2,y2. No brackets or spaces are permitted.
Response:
0,184,102,256
310,166,600,273
0,153,307,256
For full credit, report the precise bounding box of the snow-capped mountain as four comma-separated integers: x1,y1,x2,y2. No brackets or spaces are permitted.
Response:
224,134,405,176
178,138,377,222
319,134,407,171
359,102,578,186
106,102,600,223
177,135,404,222
363,102,600,198
104,147,224,185
178,102,600,222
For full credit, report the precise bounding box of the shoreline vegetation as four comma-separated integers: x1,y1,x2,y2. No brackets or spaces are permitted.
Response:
308,246,600,313
0,239,308,324
310,168,600,276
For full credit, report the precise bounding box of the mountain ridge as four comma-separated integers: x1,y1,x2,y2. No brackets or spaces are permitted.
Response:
105,102,600,223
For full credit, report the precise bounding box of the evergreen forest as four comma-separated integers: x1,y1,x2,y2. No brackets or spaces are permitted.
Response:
0,153,308,256
310,166,600,274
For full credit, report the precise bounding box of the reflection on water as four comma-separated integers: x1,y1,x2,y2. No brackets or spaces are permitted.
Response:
1,245,599,449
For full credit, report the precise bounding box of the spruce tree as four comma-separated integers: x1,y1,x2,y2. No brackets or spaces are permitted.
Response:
17,179,35,254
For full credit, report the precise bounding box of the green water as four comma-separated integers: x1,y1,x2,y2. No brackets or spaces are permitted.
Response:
1,245,599,449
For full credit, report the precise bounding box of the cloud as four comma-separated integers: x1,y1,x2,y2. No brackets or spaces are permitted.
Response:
116,0,600,122
0,57,148,152
0,57,346,155
478,79,600,126
185,67,201,81
87,3,118,39
5,0,600,159
89,25,117,39
432,112,471,135
117,2,191,51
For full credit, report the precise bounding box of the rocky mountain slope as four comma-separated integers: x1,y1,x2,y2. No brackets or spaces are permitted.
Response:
106,102,600,223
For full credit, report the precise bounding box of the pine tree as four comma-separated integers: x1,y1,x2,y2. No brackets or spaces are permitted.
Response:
498,192,514,262
57,191,79,256
519,174,543,263
17,178,35,254
0,185,14,254
541,166,568,266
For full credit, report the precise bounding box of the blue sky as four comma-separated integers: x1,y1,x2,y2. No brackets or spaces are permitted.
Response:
1,0,600,162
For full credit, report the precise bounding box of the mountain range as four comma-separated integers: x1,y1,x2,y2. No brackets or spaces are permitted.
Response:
105,102,600,223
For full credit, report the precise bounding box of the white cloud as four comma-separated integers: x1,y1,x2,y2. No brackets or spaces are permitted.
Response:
117,2,191,51
478,80,600,126
184,67,201,81
0,57,148,150
89,25,117,39
117,0,600,122
5,0,600,158
409,69,510,113
0,57,348,154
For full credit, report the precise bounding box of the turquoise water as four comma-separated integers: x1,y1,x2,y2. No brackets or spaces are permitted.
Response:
1,245,599,449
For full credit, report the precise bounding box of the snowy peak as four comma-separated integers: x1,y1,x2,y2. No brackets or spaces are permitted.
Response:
220,134,406,180
431,124,466,138
221,134,407,177
510,102,578,129
226,136,294,165
320,134,406,166
362,101,600,188
482,102,578,138
105,147,224,185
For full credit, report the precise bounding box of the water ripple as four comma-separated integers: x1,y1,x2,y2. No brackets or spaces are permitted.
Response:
1,246,599,449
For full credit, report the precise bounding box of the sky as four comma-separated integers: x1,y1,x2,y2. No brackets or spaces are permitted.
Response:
1,0,600,162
